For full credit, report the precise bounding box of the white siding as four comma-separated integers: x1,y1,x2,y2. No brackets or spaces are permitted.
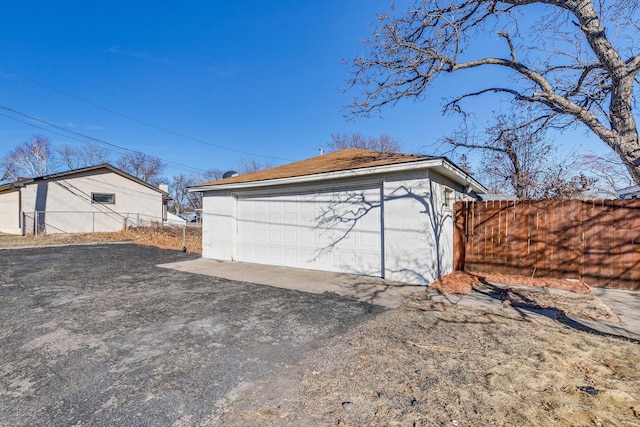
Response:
382,169,457,284
20,169,163,234
0,190,21,234
202,192,235,260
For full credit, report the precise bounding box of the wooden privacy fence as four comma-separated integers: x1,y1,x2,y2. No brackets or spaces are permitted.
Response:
454,199,640,290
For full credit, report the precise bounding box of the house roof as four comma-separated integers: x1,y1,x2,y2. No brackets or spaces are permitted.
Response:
617,184,640,197
0,164,169,197
192,148,486,193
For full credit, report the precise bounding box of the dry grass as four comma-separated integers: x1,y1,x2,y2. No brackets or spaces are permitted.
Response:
0,224,202,251
222,295,640,426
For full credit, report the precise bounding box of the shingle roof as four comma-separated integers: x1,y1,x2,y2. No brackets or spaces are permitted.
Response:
0,164,168,196
198,149,436,186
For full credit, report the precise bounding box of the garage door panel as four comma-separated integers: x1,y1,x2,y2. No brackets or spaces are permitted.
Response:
268,230,281,243
284,212,297,224
360,252,379,267
316,251,336,268
238,244,252,259
268,212,282,224
268,246,282,261
338,251,356,267
300,230,314,245
299,211,314,225
254,230,266,242
284,247,297,259
254,246,266,260
360,230,380,248
284,230,297,244
253,212,266,224
237,187,382,276
299,248,315,262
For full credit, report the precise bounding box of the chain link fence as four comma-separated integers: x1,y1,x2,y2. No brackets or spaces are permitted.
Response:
22,211,184,236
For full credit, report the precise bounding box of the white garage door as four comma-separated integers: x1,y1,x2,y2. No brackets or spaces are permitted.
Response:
237,187,382,276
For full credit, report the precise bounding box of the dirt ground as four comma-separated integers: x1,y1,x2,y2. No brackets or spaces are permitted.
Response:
0,244,381,426
2,235,639,426
219,294,640,426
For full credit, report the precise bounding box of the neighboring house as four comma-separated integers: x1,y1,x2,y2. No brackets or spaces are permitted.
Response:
0,164,170,235
477,193,518,201
617,184,640,199
190,149,486,286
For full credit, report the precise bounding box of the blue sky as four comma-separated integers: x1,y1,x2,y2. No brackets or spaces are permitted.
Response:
0,1,607,179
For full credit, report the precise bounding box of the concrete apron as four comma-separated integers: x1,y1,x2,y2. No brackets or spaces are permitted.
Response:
157,258,426,309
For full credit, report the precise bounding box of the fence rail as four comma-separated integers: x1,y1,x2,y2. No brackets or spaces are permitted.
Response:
454,199,640,290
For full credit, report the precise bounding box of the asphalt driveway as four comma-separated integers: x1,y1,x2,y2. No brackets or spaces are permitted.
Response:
0,244,383,426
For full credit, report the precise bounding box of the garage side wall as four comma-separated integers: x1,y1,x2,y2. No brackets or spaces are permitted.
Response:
0,190,21,234
202,192,235,260
382,170,465,285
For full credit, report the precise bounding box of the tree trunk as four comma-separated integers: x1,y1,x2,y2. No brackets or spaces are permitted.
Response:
609,131,640,185
608,73,640,185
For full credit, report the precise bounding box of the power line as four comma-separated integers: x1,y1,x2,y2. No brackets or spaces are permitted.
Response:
0,106,209,175
9,71,293,162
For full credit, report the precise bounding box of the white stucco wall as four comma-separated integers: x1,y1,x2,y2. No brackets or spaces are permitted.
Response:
202,192,236,260
20,169,164,234
200,168,473,285
381,169,461,284
0,190,21,234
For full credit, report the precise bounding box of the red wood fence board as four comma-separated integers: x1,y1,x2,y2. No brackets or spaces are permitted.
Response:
454,199,640,290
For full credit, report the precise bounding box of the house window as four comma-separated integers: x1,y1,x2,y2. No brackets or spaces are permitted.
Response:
92,193,115,204
444,188,454,209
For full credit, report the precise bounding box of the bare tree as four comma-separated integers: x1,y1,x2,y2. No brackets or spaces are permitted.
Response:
171,168,225,213
347,0,640,184
57,144,111,170
0,158,16,183
2,135,55,180
202,168,224,182
170,173,214,214
444,112,593,199
116,151,166,186
236,159,274,174
450,152,474,176
578,151,634,197
170,174,197,214
443,113,552,198
326,132,401,152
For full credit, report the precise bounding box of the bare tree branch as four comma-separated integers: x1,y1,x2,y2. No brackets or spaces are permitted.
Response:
116,151,166,186
2,135,55,180
57,144,111,170
442,110,595,199
326,132,402,152
346,0,640,183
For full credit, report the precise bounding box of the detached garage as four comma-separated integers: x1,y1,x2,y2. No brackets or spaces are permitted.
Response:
191,149,485,286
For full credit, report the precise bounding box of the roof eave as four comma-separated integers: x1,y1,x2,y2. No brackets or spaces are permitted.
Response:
190,158,487,194
0,179,32,193
430,160,487,194
1,164,169,196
